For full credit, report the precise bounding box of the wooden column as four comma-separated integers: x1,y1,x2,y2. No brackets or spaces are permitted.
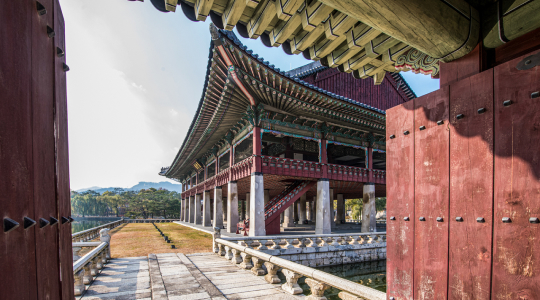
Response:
367,147,374,182
319,139,328,178
253,127,262,172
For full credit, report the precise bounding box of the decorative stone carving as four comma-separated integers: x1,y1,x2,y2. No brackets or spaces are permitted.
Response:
212,227,221,253
264,262,281,284
95,255,103,270
239,253,253,269
395,48,440,78
218,244,226,256
281,269,303,294
73,269,85,296
251,257,266,276
305,278,330,300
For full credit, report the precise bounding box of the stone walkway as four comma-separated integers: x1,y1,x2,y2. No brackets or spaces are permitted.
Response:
80,253,301,300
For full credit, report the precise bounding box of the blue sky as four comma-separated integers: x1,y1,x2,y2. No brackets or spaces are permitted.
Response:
63,0,439,190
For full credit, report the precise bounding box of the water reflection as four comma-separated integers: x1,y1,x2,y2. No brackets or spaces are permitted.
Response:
71,217,121,234
278,260,386,299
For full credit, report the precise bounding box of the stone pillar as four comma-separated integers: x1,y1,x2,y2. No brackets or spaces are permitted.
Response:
213,187,223,228
362,183,376,232
180,198,184,221
245,192,250,219
312,196,317,222
336,194,344,224
283,205,295,228
189,196,195,223
329,189,336,229
264,189,270,206
203,191,211,227
298,194,307,224
195,194,202,225
293,200,299,222
249,172,265,236
315,178,331,234
227,181,238,233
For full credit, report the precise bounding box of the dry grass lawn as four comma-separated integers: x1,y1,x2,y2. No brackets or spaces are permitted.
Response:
104,223,212,258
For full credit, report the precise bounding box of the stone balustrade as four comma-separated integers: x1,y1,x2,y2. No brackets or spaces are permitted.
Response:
218,232,386,267
123,219,178,223
72,228,112,296
71,219,124,242
213,228,386,300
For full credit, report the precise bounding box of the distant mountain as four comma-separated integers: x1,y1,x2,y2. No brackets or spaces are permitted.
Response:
75,181,182,194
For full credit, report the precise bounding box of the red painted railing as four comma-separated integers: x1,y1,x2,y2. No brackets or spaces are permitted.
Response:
261,156,385,184
182,155,385,198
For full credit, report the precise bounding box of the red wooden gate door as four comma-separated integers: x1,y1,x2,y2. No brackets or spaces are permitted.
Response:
492,51,540,299
414,88,450,300
448,70,494,300
386,100,415,300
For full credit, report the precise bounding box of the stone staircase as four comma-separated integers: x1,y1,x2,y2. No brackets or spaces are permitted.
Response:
237,180,315,235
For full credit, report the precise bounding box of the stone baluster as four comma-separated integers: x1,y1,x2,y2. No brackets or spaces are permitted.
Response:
83,263,93,285
101,250,108,265
73,269,85,296
251,257,266,276
305,237,316,250
218,244,226,256
231,249,242,264
95,254,104,270
100,228,111,259
224,246,233,260
281,269,303,294
239,253,253,269
72,246,83,262
263,262,280,284
212,227,221,253
305,278,330,300
297,238,307,248
90,257,100,276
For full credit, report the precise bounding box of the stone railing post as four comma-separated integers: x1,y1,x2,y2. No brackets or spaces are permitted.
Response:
305,278,330,300
100,228,111,259
281,269,303,294
212,227,221,253
251,257,266,276
231,249,242,264
90,257,99,276
239,253,253,269
74,269,85,296
224,246,233,260
83,263,92,285
72,246,83,262
263,262,280,284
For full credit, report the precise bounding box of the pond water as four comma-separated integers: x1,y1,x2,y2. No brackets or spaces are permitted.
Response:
71,217,121,234
277,260,386,299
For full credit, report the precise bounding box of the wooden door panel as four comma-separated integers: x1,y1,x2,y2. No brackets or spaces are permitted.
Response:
492,51,540,299
413,87,450,300
386,100,415,300
32,0,61,298
0,0,38,299
448,70,494,300
54,1,74,299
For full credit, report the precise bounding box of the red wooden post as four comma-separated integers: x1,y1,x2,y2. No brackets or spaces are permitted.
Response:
229,144,234,181
253,127,262,173
367,147,373,182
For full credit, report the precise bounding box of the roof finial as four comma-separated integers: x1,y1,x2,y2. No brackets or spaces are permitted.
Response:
209,23,221,41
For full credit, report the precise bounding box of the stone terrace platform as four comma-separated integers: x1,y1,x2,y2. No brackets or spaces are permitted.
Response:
79,253,301,300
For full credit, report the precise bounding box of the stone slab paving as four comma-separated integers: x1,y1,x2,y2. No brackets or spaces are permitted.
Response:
80,252,302,300
79,257,151,300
